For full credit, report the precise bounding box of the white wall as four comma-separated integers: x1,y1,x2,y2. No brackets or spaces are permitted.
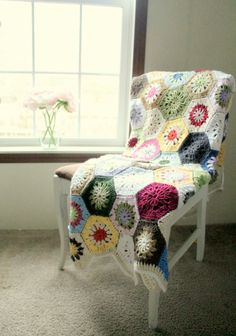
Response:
145,0,236,224
0,0,236,229
0,163,63,229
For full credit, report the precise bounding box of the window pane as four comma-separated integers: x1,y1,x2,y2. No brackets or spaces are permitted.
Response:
0,1,32,71
81,5,122,74
0,1,134,145
34,74,79,138
80,75,119,139
0,75,33,137
35,2,80,72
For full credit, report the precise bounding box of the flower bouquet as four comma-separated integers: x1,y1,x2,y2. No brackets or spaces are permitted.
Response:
24,90,75,148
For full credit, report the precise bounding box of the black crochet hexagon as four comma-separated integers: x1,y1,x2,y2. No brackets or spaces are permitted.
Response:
179,133,211,164
81,176,116,216
133,220,166,266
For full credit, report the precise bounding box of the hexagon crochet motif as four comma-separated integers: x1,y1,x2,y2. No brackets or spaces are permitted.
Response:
69,70,235,292
179,133,211,164
110,196,139,236
69,196,90,234
158,118,189,152
157,86,191,120
82,176,116,216
81,216,119,254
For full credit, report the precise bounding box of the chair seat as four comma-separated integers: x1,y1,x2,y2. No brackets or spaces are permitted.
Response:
55,156,210,195
55,163,81,181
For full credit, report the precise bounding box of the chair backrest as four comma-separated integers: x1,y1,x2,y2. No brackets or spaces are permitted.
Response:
125,70,235,177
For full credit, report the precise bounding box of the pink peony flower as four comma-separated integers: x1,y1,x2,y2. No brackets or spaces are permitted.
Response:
24,90,58,110
57,91,76,113
24,89,75,113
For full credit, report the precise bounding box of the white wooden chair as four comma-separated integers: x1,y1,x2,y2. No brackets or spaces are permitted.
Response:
53,70,234,329
54,170,208,328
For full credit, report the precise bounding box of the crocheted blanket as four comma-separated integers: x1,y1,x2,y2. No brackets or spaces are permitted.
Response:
69,70,235,292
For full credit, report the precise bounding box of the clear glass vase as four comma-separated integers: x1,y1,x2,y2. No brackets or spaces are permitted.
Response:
40,108,60,149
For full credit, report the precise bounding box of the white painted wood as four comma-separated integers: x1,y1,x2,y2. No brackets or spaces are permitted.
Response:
148,288,161,329
196,186,208,262
169,229,200,270
1,0,135,147
54,172,209,328
53,175,70,270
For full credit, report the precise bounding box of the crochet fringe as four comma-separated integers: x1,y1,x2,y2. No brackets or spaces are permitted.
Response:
134,261,168,292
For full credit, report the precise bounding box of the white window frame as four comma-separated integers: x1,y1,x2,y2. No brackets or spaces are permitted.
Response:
0,0,136,148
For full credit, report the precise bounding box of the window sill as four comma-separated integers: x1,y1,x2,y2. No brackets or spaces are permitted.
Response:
0,146,125,163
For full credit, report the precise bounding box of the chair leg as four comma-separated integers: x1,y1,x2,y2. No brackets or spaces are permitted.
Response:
196,192,207,262
148,288,161,329
54,176,70,270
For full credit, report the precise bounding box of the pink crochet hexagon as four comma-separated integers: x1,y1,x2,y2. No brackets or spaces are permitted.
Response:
131,139,160,161
136,182,178,220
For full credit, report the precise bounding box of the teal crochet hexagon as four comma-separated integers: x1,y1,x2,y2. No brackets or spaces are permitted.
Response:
164,71,194,89
69,196,90,234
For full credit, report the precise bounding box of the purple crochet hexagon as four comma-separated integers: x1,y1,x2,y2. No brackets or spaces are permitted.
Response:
137,182,178,220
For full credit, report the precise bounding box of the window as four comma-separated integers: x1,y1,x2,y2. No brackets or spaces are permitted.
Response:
0,0,135,147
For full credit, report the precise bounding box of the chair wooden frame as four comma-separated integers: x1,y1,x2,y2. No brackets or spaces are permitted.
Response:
53,173,209,329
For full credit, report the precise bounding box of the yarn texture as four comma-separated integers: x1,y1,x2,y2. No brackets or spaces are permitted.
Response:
69,70,235,292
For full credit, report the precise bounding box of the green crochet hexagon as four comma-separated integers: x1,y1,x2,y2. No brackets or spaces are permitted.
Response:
158,86,191,120
193,170,211,190
82,176,116,216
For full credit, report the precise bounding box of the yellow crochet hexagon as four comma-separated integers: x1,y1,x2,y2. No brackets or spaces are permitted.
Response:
81,215,119,254
154,167,193,188
158,118,189,152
